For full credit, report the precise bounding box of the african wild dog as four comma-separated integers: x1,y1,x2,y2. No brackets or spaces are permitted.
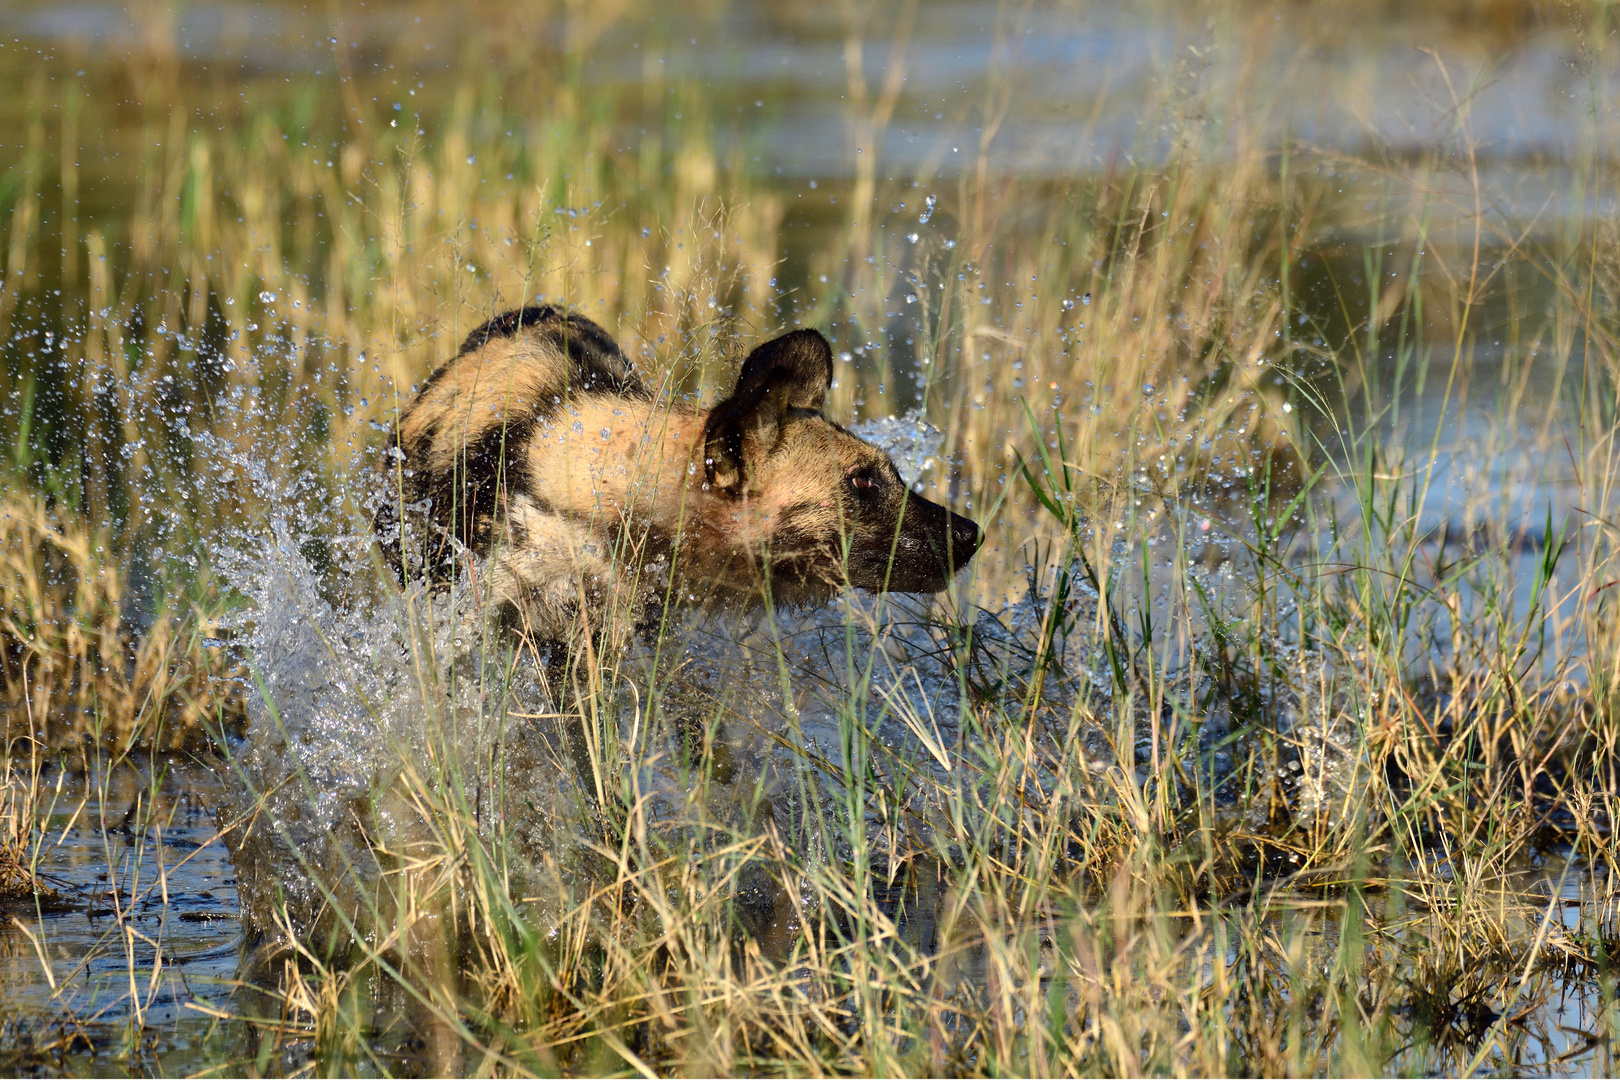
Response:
376,305,982,652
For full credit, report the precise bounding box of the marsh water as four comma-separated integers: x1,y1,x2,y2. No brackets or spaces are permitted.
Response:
1,0,1617,1075
0,760,244,1071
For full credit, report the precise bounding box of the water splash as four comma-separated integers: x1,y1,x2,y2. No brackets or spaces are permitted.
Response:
203,402,1352,950
850,410,944,487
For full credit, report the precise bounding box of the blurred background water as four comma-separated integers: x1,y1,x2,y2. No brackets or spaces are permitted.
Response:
0,0,1607,547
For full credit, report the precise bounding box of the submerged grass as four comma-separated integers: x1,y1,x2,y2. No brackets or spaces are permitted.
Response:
3,0,1620,1074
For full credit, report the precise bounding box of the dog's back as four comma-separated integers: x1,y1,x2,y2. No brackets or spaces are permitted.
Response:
380,306,647,575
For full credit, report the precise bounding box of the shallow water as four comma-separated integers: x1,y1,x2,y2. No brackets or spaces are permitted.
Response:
0,759,246,1074
6,757,1617,1074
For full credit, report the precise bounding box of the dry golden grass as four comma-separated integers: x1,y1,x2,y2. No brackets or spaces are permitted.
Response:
0,740,49,903
3,0,1620,1074
0,493,237,750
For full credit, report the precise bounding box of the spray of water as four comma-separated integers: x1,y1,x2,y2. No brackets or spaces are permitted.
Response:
204,410,1036,945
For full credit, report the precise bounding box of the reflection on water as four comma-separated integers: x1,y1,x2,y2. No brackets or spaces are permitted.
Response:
0,761,243,1073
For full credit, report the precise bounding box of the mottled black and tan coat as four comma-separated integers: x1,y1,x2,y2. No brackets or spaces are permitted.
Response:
376,306,981,646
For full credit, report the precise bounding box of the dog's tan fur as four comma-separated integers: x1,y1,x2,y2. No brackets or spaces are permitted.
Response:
378,306,981,646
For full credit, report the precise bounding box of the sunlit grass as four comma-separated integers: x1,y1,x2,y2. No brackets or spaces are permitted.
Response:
0,490,235,750
3,0,1620,1074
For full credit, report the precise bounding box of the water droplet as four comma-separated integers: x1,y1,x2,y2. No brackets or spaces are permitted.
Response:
918,193,937,224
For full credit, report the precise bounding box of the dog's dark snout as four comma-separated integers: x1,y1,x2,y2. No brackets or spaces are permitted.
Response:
944,513,982,572
886,492,984,592
952,516,983,559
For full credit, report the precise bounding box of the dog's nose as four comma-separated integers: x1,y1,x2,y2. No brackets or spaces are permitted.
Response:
950,515,983,564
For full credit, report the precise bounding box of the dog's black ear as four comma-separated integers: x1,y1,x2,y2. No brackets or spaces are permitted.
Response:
702,329,833,494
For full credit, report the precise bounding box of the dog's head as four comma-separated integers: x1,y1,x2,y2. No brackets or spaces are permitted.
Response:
701,329,982,600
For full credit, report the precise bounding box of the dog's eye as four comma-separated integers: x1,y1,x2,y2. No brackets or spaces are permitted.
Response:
848,472,876,495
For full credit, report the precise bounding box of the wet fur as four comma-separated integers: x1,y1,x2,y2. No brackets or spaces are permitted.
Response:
377,306,981,648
